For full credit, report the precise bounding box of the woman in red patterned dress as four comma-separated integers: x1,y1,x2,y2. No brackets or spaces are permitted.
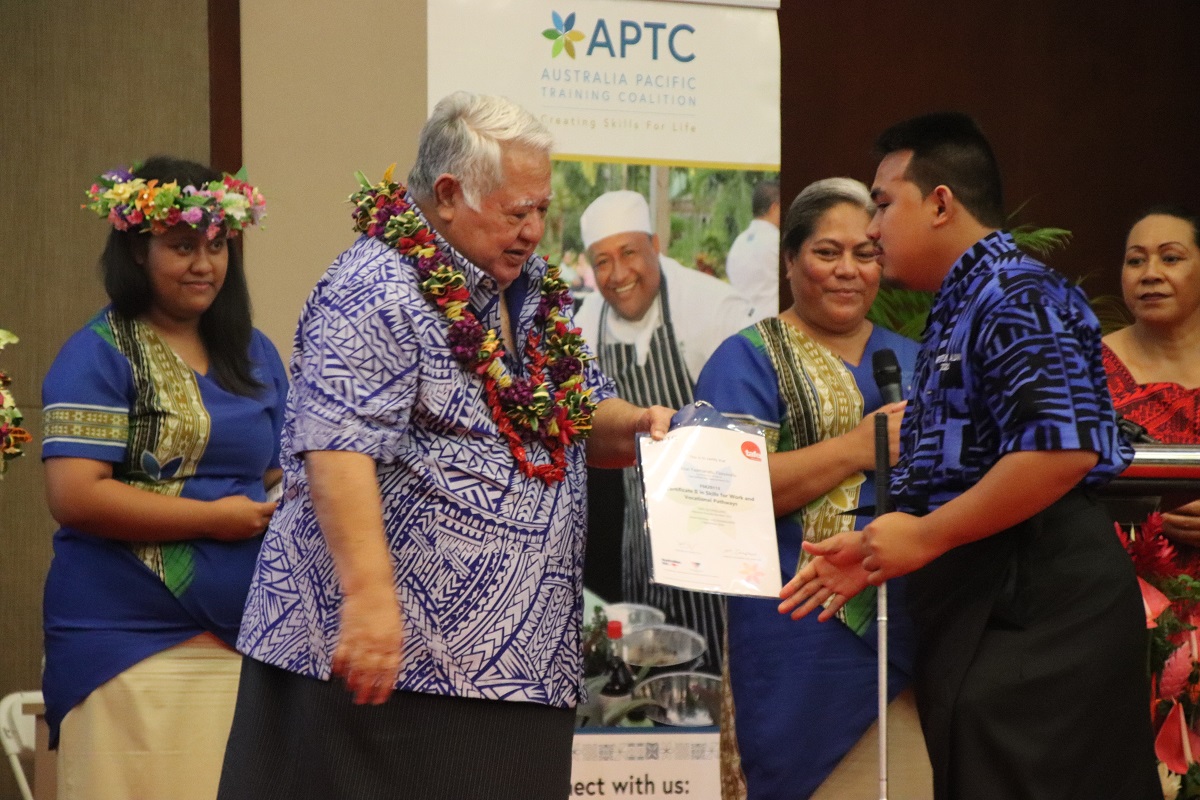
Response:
1103,206,1200,545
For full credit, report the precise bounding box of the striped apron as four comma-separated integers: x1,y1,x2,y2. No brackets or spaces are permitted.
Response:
597,278,726,674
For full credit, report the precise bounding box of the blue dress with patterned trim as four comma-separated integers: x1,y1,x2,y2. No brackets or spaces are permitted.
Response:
695,322,920,799
40,310,288,746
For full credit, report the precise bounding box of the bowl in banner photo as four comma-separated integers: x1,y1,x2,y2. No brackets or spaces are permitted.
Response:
603,603,666,632
633,672,722,727
622,625,706,675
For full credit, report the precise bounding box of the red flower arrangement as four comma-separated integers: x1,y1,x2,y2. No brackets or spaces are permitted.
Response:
1118,513,1200,797
349,166,596,484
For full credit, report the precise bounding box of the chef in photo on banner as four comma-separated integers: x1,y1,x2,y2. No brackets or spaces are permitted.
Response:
574,189,758,673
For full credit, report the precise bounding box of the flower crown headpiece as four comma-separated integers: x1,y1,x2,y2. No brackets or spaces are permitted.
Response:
83,165,266,239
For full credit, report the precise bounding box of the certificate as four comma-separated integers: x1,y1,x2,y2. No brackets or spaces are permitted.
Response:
637,424,782,597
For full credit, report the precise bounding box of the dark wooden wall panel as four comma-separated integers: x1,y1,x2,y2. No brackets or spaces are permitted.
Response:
779,1,1200,307
209,0,242,173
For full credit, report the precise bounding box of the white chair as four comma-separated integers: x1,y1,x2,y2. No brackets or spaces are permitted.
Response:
0,690,42,800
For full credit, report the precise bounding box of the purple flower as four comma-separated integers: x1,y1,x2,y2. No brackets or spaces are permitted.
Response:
499,380,535,407
374,207,396,227
416,256,441,280
447,317,484,362
103,167,135,182
548,357,581,386
180,207,205,225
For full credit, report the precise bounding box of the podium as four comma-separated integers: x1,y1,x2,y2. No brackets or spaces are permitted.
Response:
1100,444,1200,525
1106,445,1200,494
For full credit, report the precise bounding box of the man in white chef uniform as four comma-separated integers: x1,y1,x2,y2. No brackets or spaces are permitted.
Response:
575,190,757,673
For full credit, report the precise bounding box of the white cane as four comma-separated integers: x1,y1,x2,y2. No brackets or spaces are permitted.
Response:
874,412,891,800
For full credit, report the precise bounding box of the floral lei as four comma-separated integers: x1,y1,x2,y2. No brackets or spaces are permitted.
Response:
349,166,595,484
83,165,266,239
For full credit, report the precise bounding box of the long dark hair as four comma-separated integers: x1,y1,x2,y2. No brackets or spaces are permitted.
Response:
100,156,262,396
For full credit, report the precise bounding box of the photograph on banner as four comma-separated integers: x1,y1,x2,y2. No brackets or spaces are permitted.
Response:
566,155,778,749
540,158,780,301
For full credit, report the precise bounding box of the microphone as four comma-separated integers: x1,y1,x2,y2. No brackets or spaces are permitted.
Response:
872,348,904,405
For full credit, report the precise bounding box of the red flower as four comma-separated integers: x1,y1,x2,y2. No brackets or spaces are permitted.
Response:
1118,513,1178,581
1156,701,1200,775
1159,644,1194,701
1140,577,1173,629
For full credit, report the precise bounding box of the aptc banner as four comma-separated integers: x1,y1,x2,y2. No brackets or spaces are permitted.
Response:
426,4,777,798
427,0,780,169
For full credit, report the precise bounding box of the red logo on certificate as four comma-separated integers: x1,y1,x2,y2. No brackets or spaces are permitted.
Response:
741,440,762,461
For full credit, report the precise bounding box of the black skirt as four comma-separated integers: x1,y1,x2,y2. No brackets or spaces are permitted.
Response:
217,658,576,800
906,489,1161,800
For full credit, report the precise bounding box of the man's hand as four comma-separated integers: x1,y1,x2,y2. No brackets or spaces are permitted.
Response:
332,584,403,705
636,404,674,441
778,530,871,622
861,511,943,585
587,398,675,467
304,449,399,705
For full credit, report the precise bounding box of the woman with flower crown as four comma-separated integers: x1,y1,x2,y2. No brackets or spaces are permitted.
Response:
218,92,671,800
40,156,285,800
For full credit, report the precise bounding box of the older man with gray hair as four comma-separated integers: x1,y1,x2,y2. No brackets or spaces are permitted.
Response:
218,92,672,800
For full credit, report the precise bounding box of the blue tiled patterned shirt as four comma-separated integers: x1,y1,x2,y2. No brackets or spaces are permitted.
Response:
891,231,1132,515
237,203,616,708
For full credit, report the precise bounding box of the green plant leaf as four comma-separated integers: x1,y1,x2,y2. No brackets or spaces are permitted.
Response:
1009,225,1073,257
1087,294,1134,336
867,286,934,340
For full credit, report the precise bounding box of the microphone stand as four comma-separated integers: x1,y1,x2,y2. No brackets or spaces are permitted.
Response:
874,412,891,800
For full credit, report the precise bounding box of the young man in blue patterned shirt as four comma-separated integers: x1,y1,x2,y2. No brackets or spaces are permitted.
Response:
780,113,1159,799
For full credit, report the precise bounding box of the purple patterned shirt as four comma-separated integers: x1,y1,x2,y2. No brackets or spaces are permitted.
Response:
238,203,615,708
891,231,1132,515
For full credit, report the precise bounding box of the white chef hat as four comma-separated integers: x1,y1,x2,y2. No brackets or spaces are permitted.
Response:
580,190,653,250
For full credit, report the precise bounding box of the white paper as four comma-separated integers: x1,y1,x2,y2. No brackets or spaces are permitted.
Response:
638,426,781,597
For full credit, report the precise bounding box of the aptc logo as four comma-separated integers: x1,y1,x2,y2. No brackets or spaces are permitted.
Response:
542,11,585,58
541,11,695,62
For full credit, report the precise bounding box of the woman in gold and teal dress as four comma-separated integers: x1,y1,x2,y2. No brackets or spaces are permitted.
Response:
694,178,923,799
41,158,285,800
